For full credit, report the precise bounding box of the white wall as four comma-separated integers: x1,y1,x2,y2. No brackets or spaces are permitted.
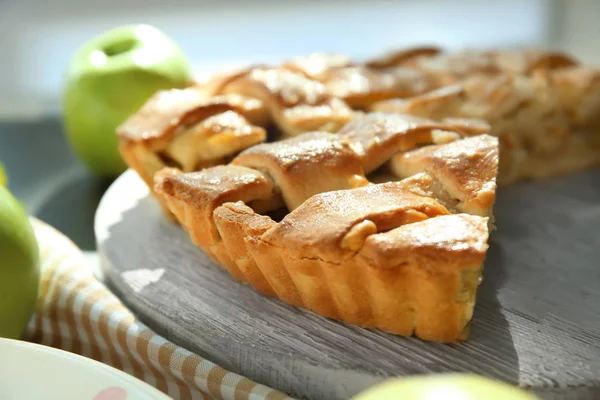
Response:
0,0,553,119
551,0,600,65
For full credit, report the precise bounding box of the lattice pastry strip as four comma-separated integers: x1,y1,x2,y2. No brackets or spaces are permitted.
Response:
370,67,600,185
365,46,442,69
284,53,437,109
219,67,356,136
367,46,579,78
118,88,269,186
391,134,498,217
335,112,490,174
283,53,353,80
318,66,436,109
232,132,368,211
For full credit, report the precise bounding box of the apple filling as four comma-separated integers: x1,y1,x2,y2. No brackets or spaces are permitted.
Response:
162,111,266,172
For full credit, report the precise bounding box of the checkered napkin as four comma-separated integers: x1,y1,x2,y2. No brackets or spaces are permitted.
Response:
25,218,294,400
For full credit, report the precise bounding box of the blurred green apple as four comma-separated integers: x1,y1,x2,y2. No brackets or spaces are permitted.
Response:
62,24,192,177
0,186,40,339
0,161,6,186
352,374,539,400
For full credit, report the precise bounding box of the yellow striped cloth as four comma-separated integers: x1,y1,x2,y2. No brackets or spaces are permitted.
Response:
25,218,294,400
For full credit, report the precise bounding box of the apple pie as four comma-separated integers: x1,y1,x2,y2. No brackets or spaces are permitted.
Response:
116,46,600,342
153,113,498,342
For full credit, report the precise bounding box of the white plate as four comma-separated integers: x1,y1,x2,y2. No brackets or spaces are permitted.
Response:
0,338,172,400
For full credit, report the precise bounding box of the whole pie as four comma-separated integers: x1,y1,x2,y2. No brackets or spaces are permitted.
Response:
117,46,600,342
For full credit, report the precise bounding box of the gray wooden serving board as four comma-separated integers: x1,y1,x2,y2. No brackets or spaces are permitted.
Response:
95,169,600,400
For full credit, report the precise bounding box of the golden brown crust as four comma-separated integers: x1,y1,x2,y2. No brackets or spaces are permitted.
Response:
356,213,488,341
117,89,269,183
513,131,600,181
414,50,501,85
118,89,271,214
233,132,368,210
357,214,488,269
391,135,499,216
119,141,167,188
260,181,450,262
369,85,466,120
118,89,268,143
213,202,278,296
170,183,490,342
367,47,578,75
154,113,493,219
337,112,474,173
386,48,577,85
283,53,353,80
321,66,436,109
163,111,266,172
154,165,281,249
365,46,442,69
551,66,600,127
369,68,600,185
154,126,498,342
492,49,578,75
221,67,355,136
191,66,265,98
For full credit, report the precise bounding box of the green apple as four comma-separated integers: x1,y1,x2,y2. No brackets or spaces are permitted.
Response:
352,374,539,400
0,161,6,186
63,24,192,177
0,186,40,339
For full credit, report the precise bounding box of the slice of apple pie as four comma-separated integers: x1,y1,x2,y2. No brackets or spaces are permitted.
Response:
153,113,499,342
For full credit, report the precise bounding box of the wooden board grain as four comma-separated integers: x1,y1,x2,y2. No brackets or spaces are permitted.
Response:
95,169,600,400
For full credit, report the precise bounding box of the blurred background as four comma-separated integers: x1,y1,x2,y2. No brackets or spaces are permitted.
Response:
0,0,598,253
